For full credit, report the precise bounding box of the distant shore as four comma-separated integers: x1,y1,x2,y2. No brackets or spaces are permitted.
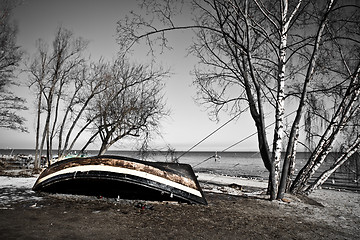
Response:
1,150,359,192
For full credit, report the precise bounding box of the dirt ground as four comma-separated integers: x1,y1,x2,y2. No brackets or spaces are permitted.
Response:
0,172,359,239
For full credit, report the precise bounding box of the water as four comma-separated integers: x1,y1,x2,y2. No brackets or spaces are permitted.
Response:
1,149,359,191
152,151,268,179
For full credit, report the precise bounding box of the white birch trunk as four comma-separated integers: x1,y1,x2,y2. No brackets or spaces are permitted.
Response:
288,0,338,193
270,0,289,200
292,64,359,193
305,136,360,194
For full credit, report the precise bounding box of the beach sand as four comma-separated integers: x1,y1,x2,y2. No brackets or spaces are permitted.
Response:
0,170,359,239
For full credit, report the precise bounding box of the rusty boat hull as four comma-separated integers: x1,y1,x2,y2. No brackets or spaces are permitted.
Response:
32,155,207,205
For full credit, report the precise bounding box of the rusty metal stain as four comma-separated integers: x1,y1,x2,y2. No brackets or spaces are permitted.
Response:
38,157,198,190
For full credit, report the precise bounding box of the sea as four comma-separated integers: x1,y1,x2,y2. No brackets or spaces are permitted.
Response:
1,149,359,192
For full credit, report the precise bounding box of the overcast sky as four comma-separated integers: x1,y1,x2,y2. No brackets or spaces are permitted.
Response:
1,0,261,151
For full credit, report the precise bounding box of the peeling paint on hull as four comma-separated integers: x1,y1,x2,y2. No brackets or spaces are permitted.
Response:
32,155,207,205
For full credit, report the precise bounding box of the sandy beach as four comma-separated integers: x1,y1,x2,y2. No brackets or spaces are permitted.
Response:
0,170,359,239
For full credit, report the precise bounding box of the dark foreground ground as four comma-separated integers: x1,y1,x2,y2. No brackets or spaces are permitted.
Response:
0,186,359,240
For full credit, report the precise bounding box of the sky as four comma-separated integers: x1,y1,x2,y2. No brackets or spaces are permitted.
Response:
1,0,261,152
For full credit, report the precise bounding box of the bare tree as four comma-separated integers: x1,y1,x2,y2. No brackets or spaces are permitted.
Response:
291,61,360,194
0,0,27,132
81,59,168,155
288,1,360,194
116,0,360,199
28,27,169,166
28,27,88,167
56,60,108,158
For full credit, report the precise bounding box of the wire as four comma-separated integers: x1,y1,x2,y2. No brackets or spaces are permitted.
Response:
192,110,298,168
175,110,244,161
193,156,215,168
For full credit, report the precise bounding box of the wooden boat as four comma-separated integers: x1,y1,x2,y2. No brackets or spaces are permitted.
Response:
32,155,207,205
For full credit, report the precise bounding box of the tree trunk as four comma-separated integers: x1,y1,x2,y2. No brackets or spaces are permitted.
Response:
305,136,360,194
242,0,272,173
291,72,360,193
286,128,299,191
60,92,98,157
278,125,300,198
44,94,53,166
58,84,82,156
50,84,63,159
99,145,110,156
99,135,111,156
34,92,42,169
282,0,337,196
271,2,289,199
291,120,343,193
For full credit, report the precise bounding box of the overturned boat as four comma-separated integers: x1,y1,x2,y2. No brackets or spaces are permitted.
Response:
32,155,207,205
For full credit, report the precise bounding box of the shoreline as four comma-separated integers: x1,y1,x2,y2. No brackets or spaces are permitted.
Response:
0,172,359,239
2,152,359,192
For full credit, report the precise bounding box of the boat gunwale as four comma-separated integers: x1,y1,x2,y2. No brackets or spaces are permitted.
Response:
33,155,207,205
33,169,207,204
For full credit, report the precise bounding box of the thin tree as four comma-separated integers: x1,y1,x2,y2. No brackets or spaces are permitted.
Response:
28,27,88,166
0,0,27,132
56,60,108,158
291,61,360,194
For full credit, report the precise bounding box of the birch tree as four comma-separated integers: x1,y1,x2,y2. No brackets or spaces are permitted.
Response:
117,0,359,198
291,61,360,194
288,0,360,194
